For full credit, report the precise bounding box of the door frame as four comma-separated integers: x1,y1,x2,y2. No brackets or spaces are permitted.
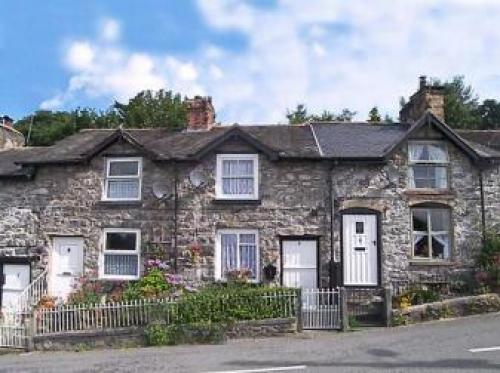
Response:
279,235,320,287
0,257,32,308
340,208,382,288
49,236,84,299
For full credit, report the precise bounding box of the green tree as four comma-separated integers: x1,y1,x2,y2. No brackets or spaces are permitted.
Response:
477,99,500,129
367,107,382,122
286,104,356,124
114,89,186,130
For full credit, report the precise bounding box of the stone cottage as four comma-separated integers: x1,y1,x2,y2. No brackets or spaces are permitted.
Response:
0,77,500,307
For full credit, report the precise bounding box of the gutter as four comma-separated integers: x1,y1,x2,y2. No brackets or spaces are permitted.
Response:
479,168,487,245
328,161,336,289
173,163,179,273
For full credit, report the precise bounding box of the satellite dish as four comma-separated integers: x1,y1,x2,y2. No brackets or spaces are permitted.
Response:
152,182,172,200
189,167,205,188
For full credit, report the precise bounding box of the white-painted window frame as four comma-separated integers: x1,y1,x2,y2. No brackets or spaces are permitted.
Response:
100,228,141,280
103,157,142,201
411,208,451,261
215,229,260,282
408,141,449,189
215,154,259,200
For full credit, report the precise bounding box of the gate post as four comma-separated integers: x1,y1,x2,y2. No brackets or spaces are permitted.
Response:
340,287,349,331
25,310,37,352
383,287,392,327
295,288,303,332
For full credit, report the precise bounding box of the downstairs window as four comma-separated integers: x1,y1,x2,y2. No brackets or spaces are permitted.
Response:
100,229,141,280
411,207,451,261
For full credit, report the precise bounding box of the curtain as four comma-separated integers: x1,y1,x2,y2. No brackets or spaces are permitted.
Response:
221,234,238,274
409,143,447,162
107,179,140,199
222,160,254,195
104,254,138,276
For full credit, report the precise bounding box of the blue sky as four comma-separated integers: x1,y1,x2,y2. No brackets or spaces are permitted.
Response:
2,0,500,123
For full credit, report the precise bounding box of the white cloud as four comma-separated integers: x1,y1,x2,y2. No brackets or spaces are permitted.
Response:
100,18,121,42
43,3,500,123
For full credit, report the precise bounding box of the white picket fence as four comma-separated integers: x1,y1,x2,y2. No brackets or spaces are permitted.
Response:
0,309,27,349
34,298,177,336
301,288,341,330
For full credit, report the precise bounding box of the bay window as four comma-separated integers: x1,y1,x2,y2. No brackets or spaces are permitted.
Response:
215,230,259,281
100,229,140,279
411,207,451,261
104,158,142,201
408,142,448,189
216,154,259,200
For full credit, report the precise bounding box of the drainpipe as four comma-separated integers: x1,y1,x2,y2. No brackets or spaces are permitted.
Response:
328,162,335,289
173,164,179,273
479,167,486,245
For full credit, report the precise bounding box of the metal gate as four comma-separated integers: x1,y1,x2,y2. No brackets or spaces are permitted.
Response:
0,310,27,350
301,288,341,330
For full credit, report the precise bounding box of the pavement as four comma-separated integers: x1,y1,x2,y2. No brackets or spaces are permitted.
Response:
0,312,499,373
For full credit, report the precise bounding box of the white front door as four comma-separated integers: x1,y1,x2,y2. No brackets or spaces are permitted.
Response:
50,237,84,300
1,264,30,309
343,214,378,286
282,239,317,289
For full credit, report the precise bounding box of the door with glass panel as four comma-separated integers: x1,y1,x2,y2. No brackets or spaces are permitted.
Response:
282,239,318,289
50,237,84,300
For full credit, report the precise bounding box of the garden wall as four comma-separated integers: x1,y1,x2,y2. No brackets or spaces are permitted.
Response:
31,317,298,351
392,293,500,325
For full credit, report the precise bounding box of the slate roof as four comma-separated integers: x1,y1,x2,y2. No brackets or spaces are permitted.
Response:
1,116,500,177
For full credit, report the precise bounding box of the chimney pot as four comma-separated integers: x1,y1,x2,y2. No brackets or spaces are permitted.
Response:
419,75,427,89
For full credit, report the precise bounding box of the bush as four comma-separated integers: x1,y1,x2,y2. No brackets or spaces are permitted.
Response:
145,322,226,346
393,288,440,309
123,268,173,301
476,233,500,291
174,284,296,324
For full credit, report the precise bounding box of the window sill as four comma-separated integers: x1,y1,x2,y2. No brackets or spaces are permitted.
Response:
409,260,454,266
212,199,261,205
97,200,143,208
405,189,454,196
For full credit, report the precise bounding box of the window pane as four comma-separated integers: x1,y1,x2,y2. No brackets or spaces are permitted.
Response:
240,234,256,244
409,143,447,162
431,234,450,259
106,232,137,251
434,167,448,188
104,254,138,276
412,209,428,231
240,244,257,278
107,180,139,199
222,177,253,195
413,233,430,258
221,234,238,275
410,165,448,189
430,209,451,231
222,160,236,177
355,222,364,234
109,161,139,176
237,160,253,176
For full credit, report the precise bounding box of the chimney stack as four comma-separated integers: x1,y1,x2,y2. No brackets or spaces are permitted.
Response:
185,96,216,131
400,76,445,123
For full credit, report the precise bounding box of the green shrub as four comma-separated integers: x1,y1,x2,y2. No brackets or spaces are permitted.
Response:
145,322,226,346
393,288,440,308
123,268,173,300
145,323,173,346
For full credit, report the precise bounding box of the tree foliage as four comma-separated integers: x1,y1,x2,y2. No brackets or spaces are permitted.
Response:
15,89,187,146
286,104,356,124
367,106,382,122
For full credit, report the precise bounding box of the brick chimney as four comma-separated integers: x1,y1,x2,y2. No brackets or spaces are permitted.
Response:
185,96,216,131
399,76,445,123
1,115,14,127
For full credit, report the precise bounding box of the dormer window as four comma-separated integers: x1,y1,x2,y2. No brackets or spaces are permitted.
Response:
216,154,259,200
408,142,448,189
103,157,142,201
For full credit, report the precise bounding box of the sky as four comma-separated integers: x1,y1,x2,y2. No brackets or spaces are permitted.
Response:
1,0,500,124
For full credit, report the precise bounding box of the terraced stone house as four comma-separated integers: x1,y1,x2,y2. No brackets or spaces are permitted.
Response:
1,78,500,307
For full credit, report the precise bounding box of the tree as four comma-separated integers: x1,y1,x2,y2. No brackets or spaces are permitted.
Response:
367,107,382,122
114,89,186,130
286,104,356,124
432,76,481,128
477,99,500,129
15,89,188,146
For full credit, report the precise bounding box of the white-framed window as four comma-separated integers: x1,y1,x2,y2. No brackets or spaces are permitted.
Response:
215,229,259,281
216,154,259,200
103,157,142,201
408,142,449,189
100,229,141,280
411,207,451,261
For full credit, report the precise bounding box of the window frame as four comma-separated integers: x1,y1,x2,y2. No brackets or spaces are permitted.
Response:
215,229,260,282
215,154,259,200
410,207,452,261
408,141,449,190
99,228,141,280
103,157,143,201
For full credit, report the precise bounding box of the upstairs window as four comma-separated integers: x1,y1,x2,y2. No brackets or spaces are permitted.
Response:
104,158,142,201
216,154,259,200
408,142,448,189
411,207,451,261
100,229,140,280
